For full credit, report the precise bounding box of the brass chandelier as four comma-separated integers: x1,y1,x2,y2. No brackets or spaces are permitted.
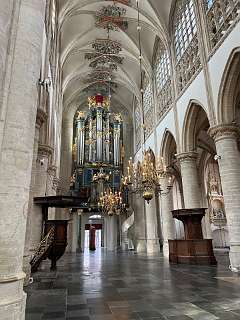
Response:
123,149,172,203
98,188,125,216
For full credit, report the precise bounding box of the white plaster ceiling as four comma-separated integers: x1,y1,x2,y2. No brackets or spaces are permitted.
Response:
59,0,174,116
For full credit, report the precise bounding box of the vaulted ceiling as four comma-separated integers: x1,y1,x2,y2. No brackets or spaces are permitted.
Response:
59,0,174,117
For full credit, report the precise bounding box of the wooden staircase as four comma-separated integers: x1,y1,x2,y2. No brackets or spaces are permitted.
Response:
30,226,55,273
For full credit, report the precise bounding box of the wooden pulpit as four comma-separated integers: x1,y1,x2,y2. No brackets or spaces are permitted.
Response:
169,208,217,265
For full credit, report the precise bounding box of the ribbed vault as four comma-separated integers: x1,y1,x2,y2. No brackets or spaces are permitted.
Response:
58,0,174,118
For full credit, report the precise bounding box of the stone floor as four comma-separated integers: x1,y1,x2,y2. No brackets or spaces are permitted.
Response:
26,249,240,320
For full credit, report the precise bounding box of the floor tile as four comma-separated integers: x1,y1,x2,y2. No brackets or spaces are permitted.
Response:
25,250,240,320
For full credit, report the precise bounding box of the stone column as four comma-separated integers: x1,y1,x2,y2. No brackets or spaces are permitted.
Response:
145,196,160,254
68,213,79,253
133,193,147,252
23,109,47,285
104,217,108,249
177,152,201,208
80,214,87,252
106,215,118,251
160,176,175,257
29,144,52,249
59,119,73,194
66,210,80,253
56,118,72,221
209,124,240,271
0,1,46,318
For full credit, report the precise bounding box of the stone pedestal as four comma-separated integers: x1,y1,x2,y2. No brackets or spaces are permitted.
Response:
0,1,46,318
209,125,240,271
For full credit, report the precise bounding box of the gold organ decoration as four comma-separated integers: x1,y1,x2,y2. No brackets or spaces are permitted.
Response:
88,95,110,109
72,142,77,162
76,111,85,121
71,95,125,216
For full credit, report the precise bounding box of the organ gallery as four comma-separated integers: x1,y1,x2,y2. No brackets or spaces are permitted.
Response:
71,94,123,208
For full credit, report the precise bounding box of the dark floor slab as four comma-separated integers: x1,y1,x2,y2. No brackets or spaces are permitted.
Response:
25,249,240,320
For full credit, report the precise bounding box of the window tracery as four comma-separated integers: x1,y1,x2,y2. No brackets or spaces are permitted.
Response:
154,43,173,121
203,0,240,50
135,102,141,151
143,81,153,114
173,0,202,94
143,79,154,139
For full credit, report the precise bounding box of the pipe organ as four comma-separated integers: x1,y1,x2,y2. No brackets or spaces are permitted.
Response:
72,94,123,207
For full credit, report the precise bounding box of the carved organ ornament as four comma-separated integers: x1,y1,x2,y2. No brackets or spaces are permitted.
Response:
71,95,124,212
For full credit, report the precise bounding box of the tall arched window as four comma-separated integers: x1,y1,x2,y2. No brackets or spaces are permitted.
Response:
155,49,170,91
203,0,240,50
173,0,201,94
153,38,173,121
143,78,154,139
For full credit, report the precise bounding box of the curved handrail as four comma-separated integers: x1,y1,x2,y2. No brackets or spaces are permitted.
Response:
30,226,55,269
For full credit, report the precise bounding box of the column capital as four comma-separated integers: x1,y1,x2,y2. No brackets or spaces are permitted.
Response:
176,151,198,163
208,124,240,142
38,144,53,158
159,171,174,187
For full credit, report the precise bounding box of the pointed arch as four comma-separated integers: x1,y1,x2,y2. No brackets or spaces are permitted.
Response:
182,100,210,153
218,47,240,124
160,129,177,167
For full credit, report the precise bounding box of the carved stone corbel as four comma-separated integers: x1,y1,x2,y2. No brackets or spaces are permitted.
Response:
36,108,48,128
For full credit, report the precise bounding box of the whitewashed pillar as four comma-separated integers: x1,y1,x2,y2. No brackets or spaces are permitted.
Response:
23,110,47,284
209,124,240,271
177,152,202,208
133,193,147,252
145,195,160,254
159,176,175,257
0,1,46,318
107,215,118,251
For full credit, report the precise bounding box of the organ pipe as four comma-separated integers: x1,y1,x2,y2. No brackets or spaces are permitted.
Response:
96,108,103,162
105,112,110,163
77,118,85,166
73,95,123,207
89,115,93,162
113,121,121,166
